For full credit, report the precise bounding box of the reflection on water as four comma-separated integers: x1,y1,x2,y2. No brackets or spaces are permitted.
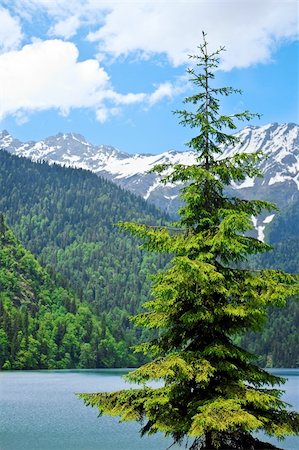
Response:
0,369,298,450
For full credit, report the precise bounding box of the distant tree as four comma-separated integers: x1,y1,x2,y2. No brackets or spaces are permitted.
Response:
80,33,299,449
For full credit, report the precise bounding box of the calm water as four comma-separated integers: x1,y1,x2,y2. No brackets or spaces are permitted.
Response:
0,369,298,450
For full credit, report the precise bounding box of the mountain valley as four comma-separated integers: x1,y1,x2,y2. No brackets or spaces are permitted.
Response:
0,123,298,368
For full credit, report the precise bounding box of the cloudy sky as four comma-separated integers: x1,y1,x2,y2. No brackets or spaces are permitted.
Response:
0,0,298,153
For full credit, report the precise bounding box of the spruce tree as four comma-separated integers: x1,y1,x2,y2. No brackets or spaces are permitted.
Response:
80,33,299,450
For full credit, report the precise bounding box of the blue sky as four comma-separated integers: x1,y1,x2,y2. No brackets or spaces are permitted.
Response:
0,1,298,154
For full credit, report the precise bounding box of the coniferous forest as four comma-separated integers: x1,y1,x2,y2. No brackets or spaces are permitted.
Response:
0,150,169,369
0,146,298,369
240,199,299,367
0,216,143,369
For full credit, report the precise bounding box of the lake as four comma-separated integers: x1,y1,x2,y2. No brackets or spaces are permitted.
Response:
0,369,298,450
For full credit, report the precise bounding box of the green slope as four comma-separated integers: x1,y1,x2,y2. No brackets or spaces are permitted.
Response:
0,216,138,369
240,201,299,368
0,150,168,366
0,149,297,368
262,198,299,273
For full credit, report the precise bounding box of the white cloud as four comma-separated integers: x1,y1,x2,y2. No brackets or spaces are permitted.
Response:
8,0,108,23
6,1,298,70
96,106,120,123
0,40,110,121
0,7,23,53
96,107,109,123
48,16,81,39
0,39,170,123
87,1,298,69
1,1,297,124
147,77,189,107
105,91,147,105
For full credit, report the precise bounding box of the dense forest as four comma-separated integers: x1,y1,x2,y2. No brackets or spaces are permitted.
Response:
0,150,169,369
0,149,298,368
240,199,299,367
0,216,142,369
261,197,299,273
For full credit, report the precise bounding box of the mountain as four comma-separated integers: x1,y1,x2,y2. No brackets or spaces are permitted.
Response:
0,215,134,370
1,123,298,228
238,196,299,368
259,197,299,273
0,126,298,368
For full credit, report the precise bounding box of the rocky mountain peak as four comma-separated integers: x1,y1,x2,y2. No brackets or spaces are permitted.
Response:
1,123,298,221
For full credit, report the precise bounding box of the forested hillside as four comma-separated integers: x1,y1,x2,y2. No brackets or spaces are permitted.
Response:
0,150,168,366
0,216,139,369
0,149,297,368
240,202,299,367
261,198,299,273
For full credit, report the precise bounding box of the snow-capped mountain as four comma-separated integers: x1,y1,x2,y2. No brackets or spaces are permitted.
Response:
1,123,298,239
223,123,298,184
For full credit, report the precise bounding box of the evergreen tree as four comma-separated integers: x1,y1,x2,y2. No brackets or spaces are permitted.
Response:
84,34,298,449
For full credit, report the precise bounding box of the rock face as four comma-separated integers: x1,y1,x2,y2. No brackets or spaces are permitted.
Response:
1,122,298,239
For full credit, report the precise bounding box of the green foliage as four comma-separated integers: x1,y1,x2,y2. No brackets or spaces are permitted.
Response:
261,198,299,274
240,198,299,367
80,34,299,449
0,216,138,369
0,133,297,369
0,148,168,367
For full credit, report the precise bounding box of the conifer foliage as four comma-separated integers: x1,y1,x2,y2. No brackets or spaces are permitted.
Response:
80,34,299,450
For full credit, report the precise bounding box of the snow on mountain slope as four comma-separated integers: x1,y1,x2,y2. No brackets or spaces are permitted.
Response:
222,123,299,190
1,123,298,239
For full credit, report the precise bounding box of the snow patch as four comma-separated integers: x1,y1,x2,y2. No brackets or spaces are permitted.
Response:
257,225,265,242
268,173,287,185
62,154,81,162
144,179,162,200
251,216,258,228
268,173,299,189
233,177,255,189
70,133,88,145
164,195,178,200
294,173,299,189
263,214,275,224
103,151,196,180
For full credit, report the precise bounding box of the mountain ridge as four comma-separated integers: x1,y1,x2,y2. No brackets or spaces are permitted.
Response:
1,122,298,237
1,122,298,191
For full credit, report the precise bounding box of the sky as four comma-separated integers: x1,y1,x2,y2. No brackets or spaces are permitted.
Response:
0,0,298,154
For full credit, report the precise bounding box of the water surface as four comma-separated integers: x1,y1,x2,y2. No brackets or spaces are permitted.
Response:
0,368,298,450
